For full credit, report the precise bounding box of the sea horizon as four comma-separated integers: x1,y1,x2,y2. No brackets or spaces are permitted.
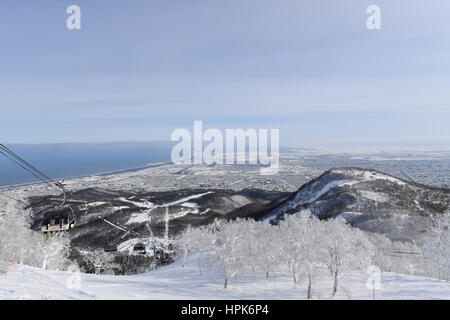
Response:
0,141,173,187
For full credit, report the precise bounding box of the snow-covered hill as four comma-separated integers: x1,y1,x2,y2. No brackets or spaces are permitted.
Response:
1,254,449,300
265,167,450,241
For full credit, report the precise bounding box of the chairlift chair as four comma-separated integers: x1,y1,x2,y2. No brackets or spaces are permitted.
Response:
133,242,146,254
40,206,76,238
0,143,78,238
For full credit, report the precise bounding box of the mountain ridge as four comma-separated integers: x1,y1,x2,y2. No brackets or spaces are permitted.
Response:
263,167,450,241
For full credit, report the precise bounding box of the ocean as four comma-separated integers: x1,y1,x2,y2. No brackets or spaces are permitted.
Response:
0,142,173,187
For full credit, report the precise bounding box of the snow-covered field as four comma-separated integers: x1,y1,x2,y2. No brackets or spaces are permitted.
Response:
1,255,449,300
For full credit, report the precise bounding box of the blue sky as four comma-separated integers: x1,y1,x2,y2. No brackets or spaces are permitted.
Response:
1,0,449,147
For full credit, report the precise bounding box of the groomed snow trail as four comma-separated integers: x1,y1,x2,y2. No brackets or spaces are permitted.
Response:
1,256,449,300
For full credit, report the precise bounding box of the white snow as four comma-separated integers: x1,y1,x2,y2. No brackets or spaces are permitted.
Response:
363,171,406,186
332,169,406,186
298,180,359,204
163,192,214,206
123,193,211,225
316,180,358,199
180,202,199,209
98,217,129,232
358,190,389,203
86,201,107,207
336,212,363,223
118,198,156,209
167,207,200,220
126,212,149,225
199,208,211,215
1,255,449,300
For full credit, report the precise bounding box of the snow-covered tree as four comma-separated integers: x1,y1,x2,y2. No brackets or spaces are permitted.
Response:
176,225,194,269
423,212,450,280
37,232,71,271
176,214,383,295
278,213,327,299
177,224,216,275
223,219,256,275
321,218,374,296
80,249,119,274
0,208,33,266
276,216,303,284
0,201,68,270
212,219,247,288
252,221,283,278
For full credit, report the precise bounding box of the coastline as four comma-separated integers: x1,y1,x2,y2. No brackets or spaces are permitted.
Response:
0,161,172,191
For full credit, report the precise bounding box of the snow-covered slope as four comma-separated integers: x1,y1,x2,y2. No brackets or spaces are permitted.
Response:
1,255,449,300
265,167,450,241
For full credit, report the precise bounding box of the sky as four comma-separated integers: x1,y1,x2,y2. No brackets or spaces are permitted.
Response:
0,0,450,147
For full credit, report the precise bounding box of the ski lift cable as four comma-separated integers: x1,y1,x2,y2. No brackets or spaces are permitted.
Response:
0,191,26,205
0,144,62,193
0,144,60,187
0,148,53,187
0,145,47,181
98,215,145,238
0,148,60,192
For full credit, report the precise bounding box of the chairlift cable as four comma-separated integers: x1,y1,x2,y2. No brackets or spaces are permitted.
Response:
0,144,78,237
0,191,26,205
0,144,56,183
0,144,61,187
0,148,55,187
0,144,63,193
0,148,60,192
98,215,144,238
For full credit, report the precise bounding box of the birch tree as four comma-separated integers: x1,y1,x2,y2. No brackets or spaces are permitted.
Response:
37,232,71,270
212,220,246,288
423,212,450,280
321,219,374,296
254,221,283,278
279,214,327,299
